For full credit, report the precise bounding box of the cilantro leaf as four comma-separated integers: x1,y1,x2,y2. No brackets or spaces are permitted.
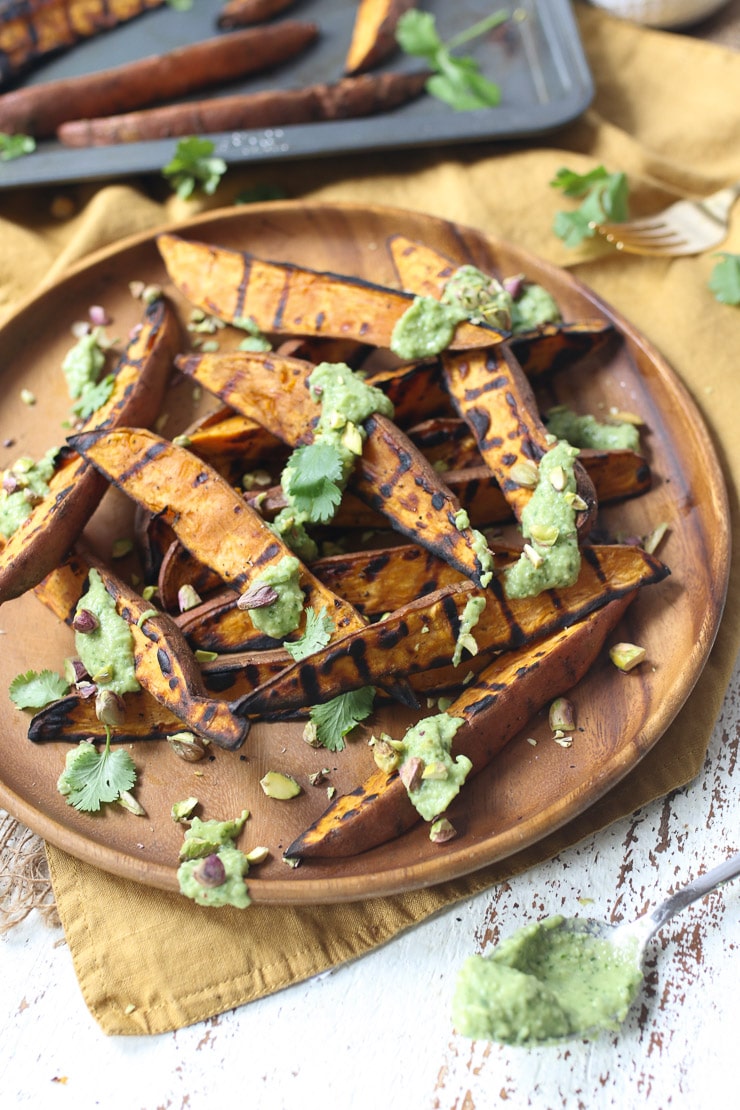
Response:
308,687,376,752
9,669,69,710
58,737,136,813
709,253,740,305
396,10,506,112
162,138,227,199
284,607,334,662
0,132,35,161
550,166,630,248
72,373,115,421
282,442,344,523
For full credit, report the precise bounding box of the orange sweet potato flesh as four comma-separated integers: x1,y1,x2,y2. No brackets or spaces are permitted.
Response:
157,233,502,352
67,427,366,641
0,22,318,137
0,296,180,605
233,545,668,717
57,71,429,146
175,349,495,588
441,344,598,535
286,594,634,858
0,0,165,87
344,0,416,75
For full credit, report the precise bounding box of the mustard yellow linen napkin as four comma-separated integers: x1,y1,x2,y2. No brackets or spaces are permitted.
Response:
3,4,740,1034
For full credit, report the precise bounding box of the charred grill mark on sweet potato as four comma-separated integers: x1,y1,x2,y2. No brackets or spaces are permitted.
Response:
27,688,187,743
157,234,503,352
286,594,636,858
232,545,668,716
442,344,598,534
0,296,179,605
67,427,368,642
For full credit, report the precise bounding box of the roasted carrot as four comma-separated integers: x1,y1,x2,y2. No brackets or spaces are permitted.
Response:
286,595,635,858
344,0,416,75
157,233,502,352
0,296,180,605
0,0,164,88
57,70,430,146
217,0,300,29
0,21,319,137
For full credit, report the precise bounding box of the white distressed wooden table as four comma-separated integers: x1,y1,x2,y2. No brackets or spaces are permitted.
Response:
2,640,738,1110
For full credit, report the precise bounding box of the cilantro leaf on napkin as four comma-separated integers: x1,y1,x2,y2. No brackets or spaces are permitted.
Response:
709,253,740,305
551,166,629,247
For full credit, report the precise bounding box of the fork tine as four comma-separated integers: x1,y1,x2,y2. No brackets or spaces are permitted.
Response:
607,227,689,246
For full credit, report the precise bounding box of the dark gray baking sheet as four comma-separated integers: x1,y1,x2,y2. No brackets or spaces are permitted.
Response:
0,0,593,190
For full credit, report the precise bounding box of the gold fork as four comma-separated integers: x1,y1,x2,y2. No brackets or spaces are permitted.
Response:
593,180,740,257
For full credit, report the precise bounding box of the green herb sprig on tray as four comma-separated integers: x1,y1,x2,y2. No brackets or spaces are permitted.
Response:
0,132,35,161
396,9,508,111
284,607,335,663
57,727,137,814
307,687,376,752
163,137,227,199
550,166,630,248
9,669,69,710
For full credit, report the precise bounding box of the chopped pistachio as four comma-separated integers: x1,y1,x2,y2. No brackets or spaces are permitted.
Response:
244,845,270,865
72,608,99,634
194,649,219,663
136,608,159,627
302,721,322,748
193,853,227,888
608,407,644,426
429,817,457,844
529,523,559,546
609,642,647,672
283,856,301,869
421,761,449,781
171,796,199,822
20,389,36,406
91,665,114,685
260,771,301,800
308,768,331,786
509,459,539,488
111,538,133,559
643,521,669,555
117,790,146,816
168,732,208,762
523,542,543,568
95,688,125,726
399,756,425,792
142,584,158,601
327,785,336,800
237,583,279,610
370,736,401,774
552,732,574,748
549,465,566,492
548,696,575,732
341,421,364,456
172,434,192,448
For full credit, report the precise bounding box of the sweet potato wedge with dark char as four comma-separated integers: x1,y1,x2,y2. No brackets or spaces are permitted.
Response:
0,21,318,137
0,0,164,88
157,233,502,352
175,348,495,589
441,343,598,534
0,296,179,605
344,0,416,75
28,688,188,743
286,594,635,858
58,71,430,146
67,427,367,641
233,545,668,716
217,0,300,29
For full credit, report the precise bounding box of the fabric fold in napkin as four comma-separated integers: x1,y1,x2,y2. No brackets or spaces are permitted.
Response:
3,4,740,1034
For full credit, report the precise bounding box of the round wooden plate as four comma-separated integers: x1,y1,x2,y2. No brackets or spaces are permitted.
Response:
0,202,729,904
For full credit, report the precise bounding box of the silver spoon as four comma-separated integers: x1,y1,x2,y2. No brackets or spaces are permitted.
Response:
542,849,740,1042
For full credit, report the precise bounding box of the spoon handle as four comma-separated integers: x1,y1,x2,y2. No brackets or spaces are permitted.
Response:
644,849,740,939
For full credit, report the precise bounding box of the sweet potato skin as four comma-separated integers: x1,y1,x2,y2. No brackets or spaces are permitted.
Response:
157,233,502,352
0,296,180,605
217,0,299,29
0,21,319,137
57,71,429,146
344,0,416,75
287,594,634,858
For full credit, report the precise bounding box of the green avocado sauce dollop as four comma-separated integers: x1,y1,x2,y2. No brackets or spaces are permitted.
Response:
247,554,305,640
177,811,252,909
452,915,643,1046
504,440,581,600
398,713,471,821
74,568,140,695
0,447,59,539
546,405,641,452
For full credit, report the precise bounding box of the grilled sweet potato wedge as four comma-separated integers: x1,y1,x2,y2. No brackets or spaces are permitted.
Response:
28,688,188,743
218,0,300,29
67,427,366,640
175,349,496,588
157,233,503,352
232,545,668,716
286,594,634,858
441,343,598,533
58,71,430,146
0,296,179,605
344,0,416,75
0,0,164,88
0,21,318,137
